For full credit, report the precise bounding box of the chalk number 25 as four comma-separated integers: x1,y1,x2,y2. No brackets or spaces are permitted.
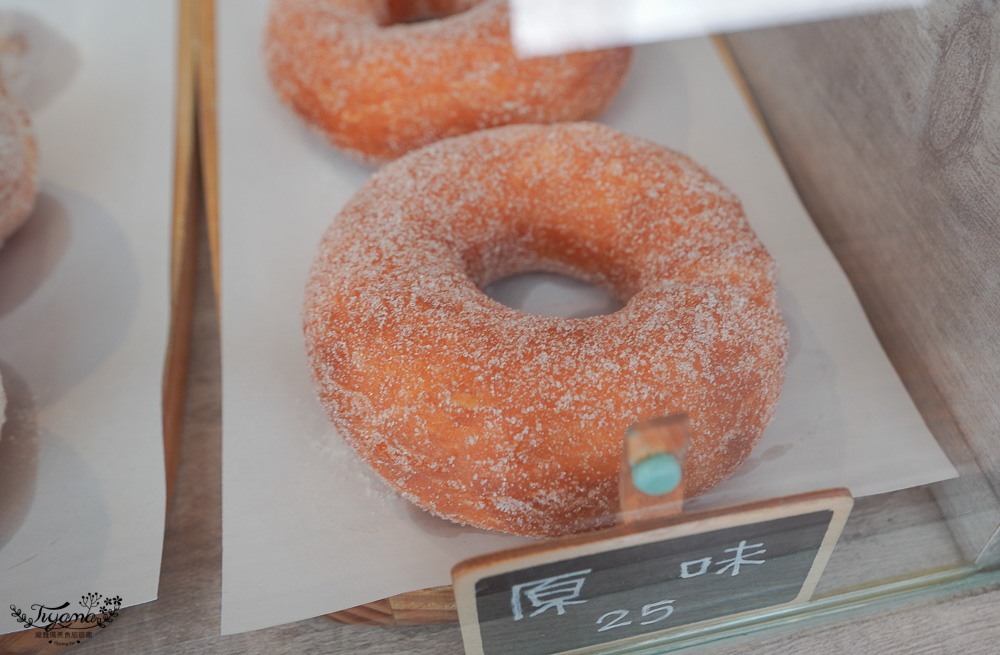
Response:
595,600,675,632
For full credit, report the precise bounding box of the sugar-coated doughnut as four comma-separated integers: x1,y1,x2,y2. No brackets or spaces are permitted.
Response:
264,0,632,165
304,123,789,537
0,80,38,244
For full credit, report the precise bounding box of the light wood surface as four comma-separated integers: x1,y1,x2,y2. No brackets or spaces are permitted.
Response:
725,0,1000,565
51,0,1000,653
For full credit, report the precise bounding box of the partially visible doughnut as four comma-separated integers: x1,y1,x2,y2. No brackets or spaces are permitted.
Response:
264,0,632,165
304,123,789,537
0,80,38,244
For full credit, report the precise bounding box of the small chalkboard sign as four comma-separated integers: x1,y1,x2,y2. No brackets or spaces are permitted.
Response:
453,488,852,655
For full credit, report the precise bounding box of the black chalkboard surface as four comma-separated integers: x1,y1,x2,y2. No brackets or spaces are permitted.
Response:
453,488,852,655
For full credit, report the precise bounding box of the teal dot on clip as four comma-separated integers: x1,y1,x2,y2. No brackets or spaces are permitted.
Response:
631,453,682,496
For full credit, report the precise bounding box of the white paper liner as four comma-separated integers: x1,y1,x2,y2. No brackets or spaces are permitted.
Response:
0,0,173,636
219,1,956,635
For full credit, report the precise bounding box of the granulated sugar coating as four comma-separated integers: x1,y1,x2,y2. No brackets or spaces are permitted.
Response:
263,0,631,165
304,123,789,537
0,80,38,244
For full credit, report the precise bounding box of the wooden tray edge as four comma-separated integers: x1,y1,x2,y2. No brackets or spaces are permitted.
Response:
323,586,458,626
162,0,201,514
197,0,219,304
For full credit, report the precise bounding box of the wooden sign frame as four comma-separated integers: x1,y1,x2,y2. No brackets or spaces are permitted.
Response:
453,488,853,655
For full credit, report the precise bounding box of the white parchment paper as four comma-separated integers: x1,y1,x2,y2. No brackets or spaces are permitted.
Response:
219,1,956,635
0,0,174,635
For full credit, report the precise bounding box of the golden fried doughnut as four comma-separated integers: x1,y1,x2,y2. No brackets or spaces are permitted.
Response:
264,0,631,165
0,80,38,244
304,123,788,536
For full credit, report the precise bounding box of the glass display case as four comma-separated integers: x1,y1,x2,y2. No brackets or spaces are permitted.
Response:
1,1,998,654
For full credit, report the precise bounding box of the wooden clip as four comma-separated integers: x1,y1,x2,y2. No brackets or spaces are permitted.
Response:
619,414,690,524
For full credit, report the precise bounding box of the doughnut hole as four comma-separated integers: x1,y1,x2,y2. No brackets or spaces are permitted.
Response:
382,0,483,25
482,271,627,318
456,214,640,319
